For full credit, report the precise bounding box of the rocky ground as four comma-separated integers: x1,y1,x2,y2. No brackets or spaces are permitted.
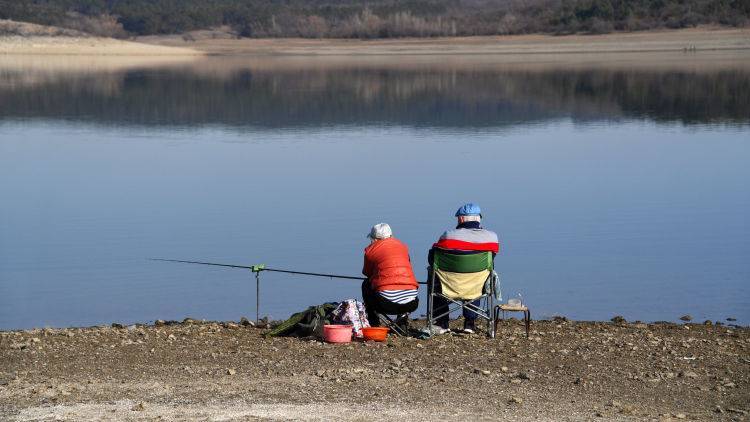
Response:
1,318,748,421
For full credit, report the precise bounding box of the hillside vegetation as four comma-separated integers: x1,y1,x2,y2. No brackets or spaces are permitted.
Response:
0,0,748,39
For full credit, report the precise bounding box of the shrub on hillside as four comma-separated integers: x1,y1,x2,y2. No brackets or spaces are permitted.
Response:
0,0,747,38
62,12,127,38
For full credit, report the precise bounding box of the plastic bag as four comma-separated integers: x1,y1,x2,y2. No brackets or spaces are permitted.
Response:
330,299,370,338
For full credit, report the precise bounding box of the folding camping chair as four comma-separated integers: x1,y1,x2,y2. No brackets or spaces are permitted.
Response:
426,250,498,338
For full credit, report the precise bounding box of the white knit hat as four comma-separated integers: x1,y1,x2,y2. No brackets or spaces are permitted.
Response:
367,223,392,239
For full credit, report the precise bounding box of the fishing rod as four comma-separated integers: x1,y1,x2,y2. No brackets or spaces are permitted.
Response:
149,258,366,280
151,258,372,324
151,258,427,323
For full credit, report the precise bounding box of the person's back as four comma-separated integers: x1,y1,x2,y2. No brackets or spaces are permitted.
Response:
361,223,419,328
434,222,499,254
364,237,419,291
430,203,499,334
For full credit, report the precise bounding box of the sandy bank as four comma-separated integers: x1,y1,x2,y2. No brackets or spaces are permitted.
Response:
0,19,199,58
143,27,750,57
0,35,201,56
1,319,747,421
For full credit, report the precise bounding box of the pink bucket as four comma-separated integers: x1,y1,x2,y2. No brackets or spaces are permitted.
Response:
323,324,353,343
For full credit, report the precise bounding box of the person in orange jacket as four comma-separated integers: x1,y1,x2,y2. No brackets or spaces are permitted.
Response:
361,223,419,328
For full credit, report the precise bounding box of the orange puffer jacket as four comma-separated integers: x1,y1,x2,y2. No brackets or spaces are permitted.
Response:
363,237,419,292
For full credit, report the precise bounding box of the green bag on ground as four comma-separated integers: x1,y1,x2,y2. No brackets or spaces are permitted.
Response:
265,303,338,338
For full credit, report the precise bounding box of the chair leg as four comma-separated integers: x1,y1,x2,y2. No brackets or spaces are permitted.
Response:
391,324,406,337
426,275,434,335
488,295,495,339
486,307,493,338
377,313,408,337
396,313,410,336
493,306,499,337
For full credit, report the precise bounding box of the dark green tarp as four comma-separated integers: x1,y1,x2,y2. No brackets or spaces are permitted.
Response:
265,303,338,338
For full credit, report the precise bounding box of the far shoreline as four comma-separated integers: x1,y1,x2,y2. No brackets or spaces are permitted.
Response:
140,27,750,56
0,27,747,57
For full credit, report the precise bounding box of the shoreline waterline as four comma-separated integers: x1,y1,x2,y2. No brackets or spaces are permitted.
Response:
2,315,747,333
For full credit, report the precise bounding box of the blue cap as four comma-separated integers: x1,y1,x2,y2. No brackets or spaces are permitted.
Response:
455,203,482,217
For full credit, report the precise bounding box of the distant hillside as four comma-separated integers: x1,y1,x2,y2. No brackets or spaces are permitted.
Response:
0,0,747,39
0,19,91,37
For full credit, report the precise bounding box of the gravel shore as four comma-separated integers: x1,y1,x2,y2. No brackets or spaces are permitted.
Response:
1,319,748,421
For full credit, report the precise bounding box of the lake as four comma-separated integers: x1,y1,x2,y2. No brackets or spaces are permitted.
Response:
1,52,748,329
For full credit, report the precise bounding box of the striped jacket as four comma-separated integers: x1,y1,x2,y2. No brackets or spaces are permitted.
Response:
432,221,500,254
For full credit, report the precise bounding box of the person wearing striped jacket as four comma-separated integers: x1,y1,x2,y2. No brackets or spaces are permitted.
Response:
429,203,499,334
361,223,420,328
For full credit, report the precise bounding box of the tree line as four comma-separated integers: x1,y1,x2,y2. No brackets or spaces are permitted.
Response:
0,0,747,39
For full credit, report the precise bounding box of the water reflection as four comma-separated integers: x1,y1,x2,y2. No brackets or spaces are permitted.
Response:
1,54,749,329
1,55,748,127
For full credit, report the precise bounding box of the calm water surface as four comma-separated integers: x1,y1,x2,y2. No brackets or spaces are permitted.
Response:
1,55,748,329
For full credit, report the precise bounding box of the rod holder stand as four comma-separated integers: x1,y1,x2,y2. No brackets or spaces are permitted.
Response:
250,264,265,325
